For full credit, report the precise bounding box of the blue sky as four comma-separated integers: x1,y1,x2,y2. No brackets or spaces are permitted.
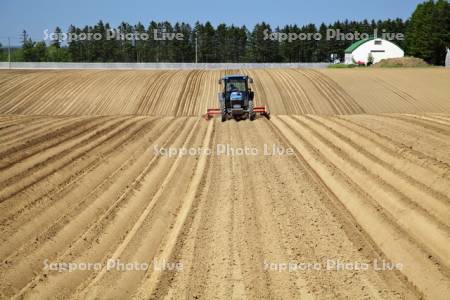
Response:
1,0,423,45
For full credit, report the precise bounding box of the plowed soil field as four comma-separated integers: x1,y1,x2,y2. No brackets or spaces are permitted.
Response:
0,68,449,299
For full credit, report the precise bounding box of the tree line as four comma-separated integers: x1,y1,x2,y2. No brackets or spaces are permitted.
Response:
1,0,448,65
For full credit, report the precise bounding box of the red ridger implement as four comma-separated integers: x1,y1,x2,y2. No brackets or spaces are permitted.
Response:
204,106,270,120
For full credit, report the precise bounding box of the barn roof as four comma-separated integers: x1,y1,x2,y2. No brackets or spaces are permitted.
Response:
345,37,376,54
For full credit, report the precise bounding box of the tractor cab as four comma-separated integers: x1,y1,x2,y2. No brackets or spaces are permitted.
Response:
220,75,254,121
223,76,251,94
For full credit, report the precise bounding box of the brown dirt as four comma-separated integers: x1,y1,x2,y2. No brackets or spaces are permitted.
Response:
0,68,449,299
372,57,430,68
0,68,449,115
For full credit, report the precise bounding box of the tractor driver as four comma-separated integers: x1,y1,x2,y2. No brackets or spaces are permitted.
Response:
228,83,237,92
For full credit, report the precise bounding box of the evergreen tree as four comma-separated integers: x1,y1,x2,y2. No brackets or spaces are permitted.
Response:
232,25,249,62
249,22,280,62
117,22,135,62
47,26,69,62
104,22,119,62
405,0,450,65
34,41,47,62
195,22,216,62
158,21,175,62
22,30,36,61
318,23,330,62
52,27,62,48
67,25,82,61
146,21,159,62
172,22,194,62
215,23,230,62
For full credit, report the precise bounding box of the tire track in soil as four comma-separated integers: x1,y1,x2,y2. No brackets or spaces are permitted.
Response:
0,116,138,202
271,115,450,300
288,115,450,267
40,118,204,299
2,118,190,298
0,117,172,261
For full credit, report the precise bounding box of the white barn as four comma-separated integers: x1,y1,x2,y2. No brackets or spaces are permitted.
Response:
344,38,404,65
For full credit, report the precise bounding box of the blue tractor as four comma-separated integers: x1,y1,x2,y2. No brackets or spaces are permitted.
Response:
204,75,270,121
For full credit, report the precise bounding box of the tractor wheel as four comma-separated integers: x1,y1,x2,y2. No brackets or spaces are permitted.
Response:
221,114,227,122
248,101,255,121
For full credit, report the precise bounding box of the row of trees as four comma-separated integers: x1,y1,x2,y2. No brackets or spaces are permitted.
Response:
21,30,70,62
2,0,448,65
10,19,409,63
